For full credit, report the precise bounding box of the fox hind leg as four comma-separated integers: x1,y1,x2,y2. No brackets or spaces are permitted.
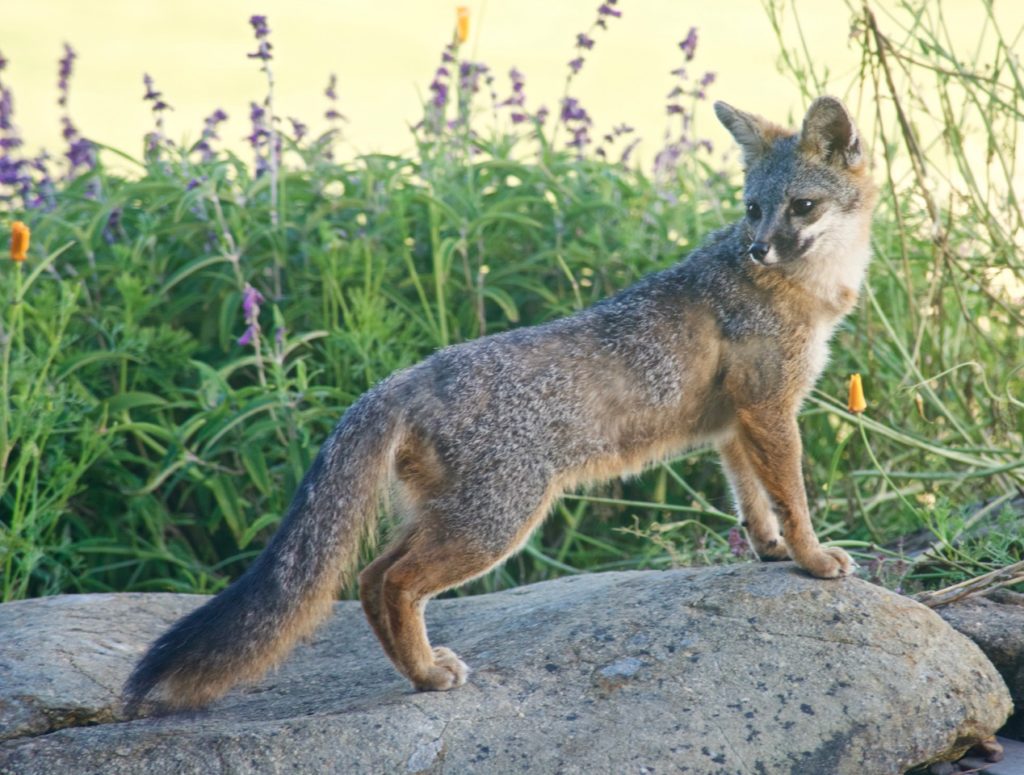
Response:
360,478,556,690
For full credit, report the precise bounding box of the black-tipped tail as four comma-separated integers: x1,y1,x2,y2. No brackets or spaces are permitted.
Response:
123,389,402,711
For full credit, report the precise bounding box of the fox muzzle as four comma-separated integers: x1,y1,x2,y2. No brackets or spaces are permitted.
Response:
748,241,771,263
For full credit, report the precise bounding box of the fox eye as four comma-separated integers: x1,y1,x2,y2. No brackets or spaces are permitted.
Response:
746,202,762,221
791,198,815,216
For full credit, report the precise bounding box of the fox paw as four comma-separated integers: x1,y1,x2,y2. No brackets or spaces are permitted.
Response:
754,536,790,562
414,647,470,691
799,546,853,579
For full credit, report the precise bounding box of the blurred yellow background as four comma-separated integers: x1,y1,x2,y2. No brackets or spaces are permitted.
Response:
1,1,1020,168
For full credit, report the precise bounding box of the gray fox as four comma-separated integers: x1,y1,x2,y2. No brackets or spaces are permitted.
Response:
124,96,876,710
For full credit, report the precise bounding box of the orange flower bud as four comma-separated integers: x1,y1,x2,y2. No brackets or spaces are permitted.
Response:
10,221,29,262
456,6,470,44
848,373,867,414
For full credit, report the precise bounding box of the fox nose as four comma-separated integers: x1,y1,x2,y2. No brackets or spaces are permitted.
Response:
749,241,770,262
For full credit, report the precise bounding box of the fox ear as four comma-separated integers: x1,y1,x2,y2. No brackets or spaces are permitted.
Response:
714,101,780,168
800,97,863,168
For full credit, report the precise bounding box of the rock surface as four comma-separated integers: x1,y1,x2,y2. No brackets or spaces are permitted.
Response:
939,589,1024,742
939,590,1024,706
0,564,1012,775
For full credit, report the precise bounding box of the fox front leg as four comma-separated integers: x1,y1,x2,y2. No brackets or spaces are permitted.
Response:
718,435,789,561
733,409,852,579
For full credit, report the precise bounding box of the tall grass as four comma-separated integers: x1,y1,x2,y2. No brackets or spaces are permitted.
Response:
0,2,1020,602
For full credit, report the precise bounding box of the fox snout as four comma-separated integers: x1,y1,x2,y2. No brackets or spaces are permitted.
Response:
748,240,771,263
746,213,784,265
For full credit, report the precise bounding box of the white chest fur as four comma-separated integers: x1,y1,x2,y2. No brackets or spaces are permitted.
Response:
807,323,835,383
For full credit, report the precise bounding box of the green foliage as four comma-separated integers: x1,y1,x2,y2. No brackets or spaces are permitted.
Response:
1,1,1022,601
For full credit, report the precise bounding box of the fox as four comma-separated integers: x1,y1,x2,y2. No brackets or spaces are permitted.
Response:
124,96,876,711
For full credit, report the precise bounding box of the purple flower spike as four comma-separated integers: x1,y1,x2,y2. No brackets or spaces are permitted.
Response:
288,116,308,141
143,74,159,101
238,282,265,347
679,27,698,61
248,15,273,61
58,43,76,108
242,283,265,322
250,15,269,38
0,86,13,132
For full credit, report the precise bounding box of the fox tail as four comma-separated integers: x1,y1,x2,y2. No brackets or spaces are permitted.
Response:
123,388,402,710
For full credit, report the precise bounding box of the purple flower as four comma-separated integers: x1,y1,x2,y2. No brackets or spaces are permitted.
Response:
679,27,698,61
248,103,268,144
250,15,269,38
288,116,308,141
619,137,641,164
248,15,273,61
598,4,622,18
459,61,488,93
238,283,265,347
194,109,227,161
57,43,76,108
430,77,449,109
206,108,228,128
498,67,526,111
568,57,584,74
143,74,159,101
242,283,265,321
727,527,750,558
325,73,338,101
0,85,13,132
568,125,590,150
560,97,590,124
67,136,94,168
103,207,122,244
0,156,23,185
142,74,172,113
560,97,592,154
700,71,716,87
576,33,595,50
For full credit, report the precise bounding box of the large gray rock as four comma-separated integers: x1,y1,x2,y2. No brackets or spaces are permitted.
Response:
0,565,1012,774
939,590,1024,705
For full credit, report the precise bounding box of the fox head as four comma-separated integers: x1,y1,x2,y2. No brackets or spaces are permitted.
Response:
713,97,876,292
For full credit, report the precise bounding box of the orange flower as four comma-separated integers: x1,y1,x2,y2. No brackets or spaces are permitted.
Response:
456,6,470,44
10,221,29,262
848,373,867,414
